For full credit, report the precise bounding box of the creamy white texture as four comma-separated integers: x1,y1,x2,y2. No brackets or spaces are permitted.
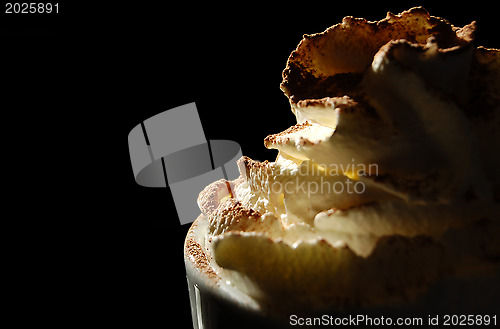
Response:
231,38,497,257
196,7,500,307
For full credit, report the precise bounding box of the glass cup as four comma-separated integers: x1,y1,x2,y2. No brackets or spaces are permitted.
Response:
184,216,500,329
184,216,289,329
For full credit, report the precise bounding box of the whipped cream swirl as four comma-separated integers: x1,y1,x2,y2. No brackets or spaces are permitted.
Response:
197,7,500,307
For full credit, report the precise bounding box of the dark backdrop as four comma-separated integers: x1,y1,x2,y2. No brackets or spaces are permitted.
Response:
2,1,496,327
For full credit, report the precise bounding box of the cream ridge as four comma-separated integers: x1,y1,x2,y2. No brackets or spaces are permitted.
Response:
193,7,500,309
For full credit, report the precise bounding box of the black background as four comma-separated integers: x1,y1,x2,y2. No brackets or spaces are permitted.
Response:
2,1,497,327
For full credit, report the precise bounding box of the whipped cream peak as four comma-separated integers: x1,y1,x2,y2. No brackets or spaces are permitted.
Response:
281,7,475,103
196,7,500,308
